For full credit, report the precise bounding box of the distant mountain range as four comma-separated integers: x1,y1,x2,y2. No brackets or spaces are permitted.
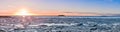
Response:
62,12,102,16
62,12,120,16
108,14,120,16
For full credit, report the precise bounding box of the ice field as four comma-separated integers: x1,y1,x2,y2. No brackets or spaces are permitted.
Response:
0,16,120,32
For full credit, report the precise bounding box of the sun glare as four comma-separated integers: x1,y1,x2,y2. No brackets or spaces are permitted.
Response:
14,8,35,16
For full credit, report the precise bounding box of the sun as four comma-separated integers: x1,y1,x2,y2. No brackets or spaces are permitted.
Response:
14,8,35,16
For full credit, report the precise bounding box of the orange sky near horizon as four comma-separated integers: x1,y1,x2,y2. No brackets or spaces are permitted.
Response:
0,11,100,16
0,8,100,16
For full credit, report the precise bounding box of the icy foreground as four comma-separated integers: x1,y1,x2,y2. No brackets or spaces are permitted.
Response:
0,16,120,32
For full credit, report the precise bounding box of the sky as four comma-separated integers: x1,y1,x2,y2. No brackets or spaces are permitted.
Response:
0,0,120,16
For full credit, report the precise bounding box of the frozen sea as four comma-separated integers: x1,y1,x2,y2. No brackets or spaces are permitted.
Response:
0,16,120,32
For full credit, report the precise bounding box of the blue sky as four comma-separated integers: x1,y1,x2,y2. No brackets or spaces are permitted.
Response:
0,0,120,15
